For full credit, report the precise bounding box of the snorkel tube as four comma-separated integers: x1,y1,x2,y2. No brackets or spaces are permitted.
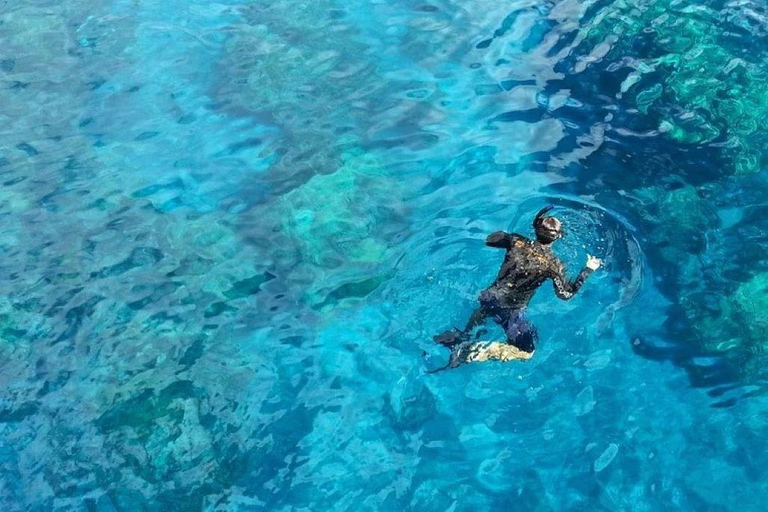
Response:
533,205,555,230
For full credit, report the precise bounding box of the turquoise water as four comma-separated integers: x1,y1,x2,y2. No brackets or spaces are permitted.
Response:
3,0,768,509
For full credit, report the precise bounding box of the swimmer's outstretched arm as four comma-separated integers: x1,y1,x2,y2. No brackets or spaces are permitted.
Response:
551,255,601,300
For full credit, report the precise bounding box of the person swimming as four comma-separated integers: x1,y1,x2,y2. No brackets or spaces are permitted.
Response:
431,205,602,371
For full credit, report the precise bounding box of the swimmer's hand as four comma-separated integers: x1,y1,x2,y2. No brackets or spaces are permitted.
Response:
586,254,602,271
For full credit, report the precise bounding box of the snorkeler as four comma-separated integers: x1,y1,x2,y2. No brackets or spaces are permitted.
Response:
431,206,602,371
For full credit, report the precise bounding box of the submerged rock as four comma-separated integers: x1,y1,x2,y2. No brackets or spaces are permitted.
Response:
279,152,392,267
594,443,619,473
387,374,436,431
571,0,768,174
698,273,768,372
253,149,408,309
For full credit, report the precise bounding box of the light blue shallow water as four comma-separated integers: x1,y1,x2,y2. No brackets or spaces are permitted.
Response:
3,0,768,510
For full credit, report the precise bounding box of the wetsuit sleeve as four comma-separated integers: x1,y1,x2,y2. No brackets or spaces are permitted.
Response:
550,260,593,300
485,231,516,249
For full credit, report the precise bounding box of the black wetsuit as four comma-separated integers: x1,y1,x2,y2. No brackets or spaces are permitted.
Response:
484,231,593,308
436,230,593,353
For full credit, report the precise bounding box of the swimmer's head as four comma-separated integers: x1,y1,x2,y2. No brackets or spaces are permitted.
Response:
533,205,563,244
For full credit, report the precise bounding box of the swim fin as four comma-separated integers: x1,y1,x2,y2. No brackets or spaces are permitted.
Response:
433,328,466,349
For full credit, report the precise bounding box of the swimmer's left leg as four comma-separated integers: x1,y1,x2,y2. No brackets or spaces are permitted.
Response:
463,307,488,333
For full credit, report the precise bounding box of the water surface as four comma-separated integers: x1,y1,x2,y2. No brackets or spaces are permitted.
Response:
2,0,768,509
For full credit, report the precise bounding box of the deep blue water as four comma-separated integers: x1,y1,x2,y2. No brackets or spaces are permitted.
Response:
3,0,768,509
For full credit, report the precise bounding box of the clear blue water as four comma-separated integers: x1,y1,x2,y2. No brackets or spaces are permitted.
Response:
3,0,768,509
